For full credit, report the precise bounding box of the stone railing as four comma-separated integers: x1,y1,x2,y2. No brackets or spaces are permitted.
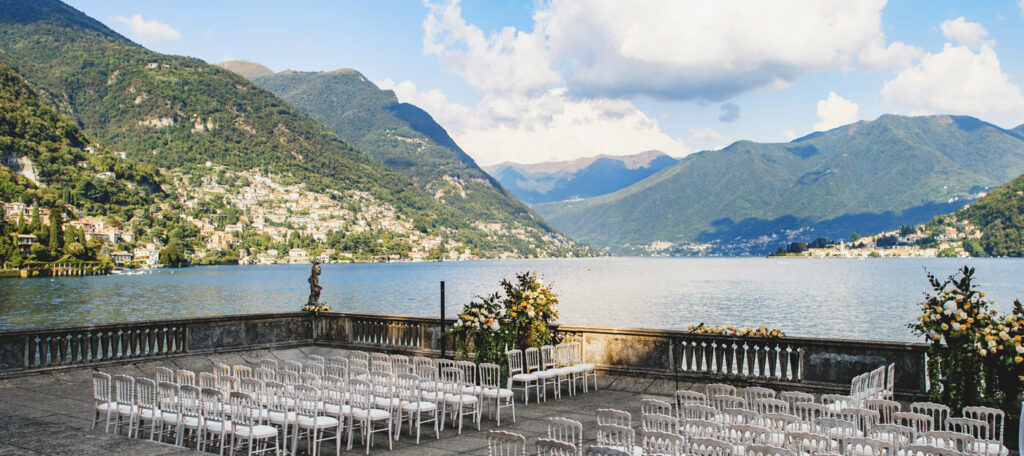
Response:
0,312,929,397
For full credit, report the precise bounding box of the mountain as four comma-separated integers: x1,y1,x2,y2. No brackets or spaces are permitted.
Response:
484,151,678,204
239,67,563,243
0,63,160,212
1013,124,1024,137
217,60,273,79
954,173,1024,256
0,0,582,258
535,115,1024,253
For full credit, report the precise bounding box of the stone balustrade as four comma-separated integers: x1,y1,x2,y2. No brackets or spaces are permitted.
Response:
0,312,929,398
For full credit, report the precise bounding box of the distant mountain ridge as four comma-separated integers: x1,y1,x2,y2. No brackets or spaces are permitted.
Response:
217,60,273,79
485,151,678,204
239,66,569,249
0,0,582,258
536,114,1024,254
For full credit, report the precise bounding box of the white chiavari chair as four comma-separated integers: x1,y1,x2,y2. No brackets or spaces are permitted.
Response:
92,372,115,433
488,429,527,456
394,372,439,443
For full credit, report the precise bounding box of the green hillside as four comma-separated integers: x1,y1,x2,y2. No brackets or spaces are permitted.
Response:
0,0,581,257
247,68,557,235
0,63,159,214
0,62,164,265
536,115,1024,253
956,173,1024,256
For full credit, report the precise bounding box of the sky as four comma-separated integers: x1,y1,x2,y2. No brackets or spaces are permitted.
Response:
65,0,1024,166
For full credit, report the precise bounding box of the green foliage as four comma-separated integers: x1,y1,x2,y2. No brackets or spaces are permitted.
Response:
908,266,1022,419
450,272,560,370
957,173,1024,256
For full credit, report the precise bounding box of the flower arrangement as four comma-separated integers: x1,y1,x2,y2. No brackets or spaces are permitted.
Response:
909,266,1022,421
688,324,785,338
450,272,559,367
302,303,330,315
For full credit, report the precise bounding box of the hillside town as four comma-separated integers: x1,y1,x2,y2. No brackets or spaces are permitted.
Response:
778,218,983,258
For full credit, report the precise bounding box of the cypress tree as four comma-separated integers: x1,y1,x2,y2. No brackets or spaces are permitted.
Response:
29,203,40,232
48,208,62,256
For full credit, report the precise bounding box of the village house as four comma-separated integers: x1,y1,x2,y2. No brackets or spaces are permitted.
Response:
110,251,132,266
10,233,37,255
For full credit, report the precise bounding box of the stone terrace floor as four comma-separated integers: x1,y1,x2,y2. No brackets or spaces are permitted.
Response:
0,346,703,455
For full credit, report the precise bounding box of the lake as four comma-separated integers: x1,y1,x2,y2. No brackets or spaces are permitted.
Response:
1,257,1022,342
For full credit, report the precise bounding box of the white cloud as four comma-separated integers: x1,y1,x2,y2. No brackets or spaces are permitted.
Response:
940,17,994,50
882,43,1024,120
782,129,799,141
814,92,860,131
422,0,559,95
689,127,728,144
379,79,689,165
858,40,923,71
423,0,913,101
110,14,181,44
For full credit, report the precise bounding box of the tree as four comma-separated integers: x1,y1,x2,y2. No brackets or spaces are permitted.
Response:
48,207,62,256
850,232,861,241
899,225,915,236
29,203,40,232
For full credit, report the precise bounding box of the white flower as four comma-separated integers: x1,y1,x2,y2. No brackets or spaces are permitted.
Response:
490,321,500,331
528,311,535,318
952,323,961,331
943,302,957,315
454,320,463,328
1015,344,1023,354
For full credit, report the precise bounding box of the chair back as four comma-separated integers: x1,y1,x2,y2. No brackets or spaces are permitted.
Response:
911,402,950,431
293,384,322,418
706,383,737,400
136,377,159,411
283,359,302,374
179,384,202,419
723,424,770,447
480,363,502,389
537,438,577,456
919,430,975,454
865,399,900,424
946,417,989,442
720,407,759,426
713,395,747,411
682,403,718,421
304,362,325,376
300,372,321,388
255,367,276,382
893,411,933,434
349,358,369,371
157,381,180,413
754,398,788,415
328,356,349,370
395,373,421,403
154,366,174,384
232,364,252,378
198,371,217,389
596,423,634,451
200,386,225,422
548,417,583,454
307,354,325,364
642,413,679,434
259,358,279,371
784,431,835,455
176,369,196,386
239,377,264,396
743,387,776,407
348,378,375,410
457,360,478,387
555,344,573,368
370,352,389,365
507,349,526,376
815,417,860,441
412,356,434,371
675,389,708,409
326,364,347,379
688,437,735,456
229,391,259,427
778,391,813,410
525,347,542,372
641,398,672,416
371,360,393,373
642,430,684,456
348,350,369,363
962,406,1004,443
487,430,527,456
793,402,828,425
113,374,135,406
841,437,893,456
681,419,724,439
92,372,112,402
868,424,915,448
541,345,557,370
213,362,231,378
596,408,631,427
761,412,799,432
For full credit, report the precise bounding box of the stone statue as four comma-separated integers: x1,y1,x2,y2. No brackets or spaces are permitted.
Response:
307,261,322,307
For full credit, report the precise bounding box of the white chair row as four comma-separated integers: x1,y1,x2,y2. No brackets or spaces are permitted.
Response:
506,342,597,404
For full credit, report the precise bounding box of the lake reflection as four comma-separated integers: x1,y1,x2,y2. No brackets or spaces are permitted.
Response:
2,257,1022,342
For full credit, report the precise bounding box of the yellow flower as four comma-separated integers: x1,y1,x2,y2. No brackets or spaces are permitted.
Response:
1015,356,1023,364
941,323,949,331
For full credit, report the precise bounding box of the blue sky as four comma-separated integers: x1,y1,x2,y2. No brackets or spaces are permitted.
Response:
65,0,1024,165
